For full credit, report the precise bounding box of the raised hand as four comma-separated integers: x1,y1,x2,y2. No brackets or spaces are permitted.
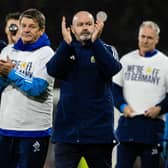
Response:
61,16,72,44
91,20,104,42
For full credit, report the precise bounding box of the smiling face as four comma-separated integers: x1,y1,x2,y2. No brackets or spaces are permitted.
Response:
71,11,95,43
19,17,44,44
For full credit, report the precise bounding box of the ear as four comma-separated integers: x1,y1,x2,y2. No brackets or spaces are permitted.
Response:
39,28,45,36
71,25,74,34
156,37,159,45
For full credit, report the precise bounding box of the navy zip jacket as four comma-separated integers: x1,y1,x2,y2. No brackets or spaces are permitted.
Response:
47,39,122,144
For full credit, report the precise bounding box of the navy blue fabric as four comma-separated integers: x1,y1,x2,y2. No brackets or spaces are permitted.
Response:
116,142,161,168
117,115,165,144
0,128,52,137
113,82,167,144
0,135,49,168
144,49,157,57
156,93,168,114
47,39,122,144
164,114,168,141
55,143,115,168
112,82,127,110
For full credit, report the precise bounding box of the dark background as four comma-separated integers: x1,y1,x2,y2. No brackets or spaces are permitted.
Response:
0,0,168,57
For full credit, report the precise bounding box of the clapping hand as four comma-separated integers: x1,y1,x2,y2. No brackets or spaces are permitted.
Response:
91,19,104,42
61,16,72,44
0,56,15,77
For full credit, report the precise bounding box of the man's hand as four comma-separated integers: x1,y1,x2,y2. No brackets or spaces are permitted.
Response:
61,16,72,44
91,20,104,42
144,106,161,119
123,105,135,118
0,56,15,77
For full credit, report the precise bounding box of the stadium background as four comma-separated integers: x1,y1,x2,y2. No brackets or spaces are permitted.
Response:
0,0,168,57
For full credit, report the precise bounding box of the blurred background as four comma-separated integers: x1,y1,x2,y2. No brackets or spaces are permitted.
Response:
0,0,168,56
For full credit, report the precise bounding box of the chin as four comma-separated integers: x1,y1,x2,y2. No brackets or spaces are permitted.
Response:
80,35,91,41
22,38,33,44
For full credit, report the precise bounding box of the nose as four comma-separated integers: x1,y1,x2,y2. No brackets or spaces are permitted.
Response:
143,37,149,43
22,26,31,32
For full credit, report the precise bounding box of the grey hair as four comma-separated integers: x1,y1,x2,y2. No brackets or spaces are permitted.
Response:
139,21,160,37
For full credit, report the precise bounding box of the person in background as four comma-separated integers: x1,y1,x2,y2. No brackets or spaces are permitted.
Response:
113,20,168,168
0,12,20,57
0,40,6,52
0,8,54,168
4,12,20,45
46,10,122,168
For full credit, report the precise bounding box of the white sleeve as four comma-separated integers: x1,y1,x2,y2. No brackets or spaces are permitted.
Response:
34,47,54,82
113,58,124,87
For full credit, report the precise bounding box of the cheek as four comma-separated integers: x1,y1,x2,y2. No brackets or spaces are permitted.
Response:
138,41,142,46
89,26,95,32
72,30,80,37
155,39,159,45
74,28,81,34
33,34,40,41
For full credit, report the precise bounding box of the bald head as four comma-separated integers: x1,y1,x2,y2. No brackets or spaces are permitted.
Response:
72,11,94,25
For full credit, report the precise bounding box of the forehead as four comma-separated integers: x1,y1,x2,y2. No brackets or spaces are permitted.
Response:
73,12,94,24
20,17,37,25
139,26,157,36
6,19,19,25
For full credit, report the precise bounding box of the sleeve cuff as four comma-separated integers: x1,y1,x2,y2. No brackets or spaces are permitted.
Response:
120,104,128,113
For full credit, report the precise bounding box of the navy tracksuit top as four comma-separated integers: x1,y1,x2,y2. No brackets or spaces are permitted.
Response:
47,39,122,144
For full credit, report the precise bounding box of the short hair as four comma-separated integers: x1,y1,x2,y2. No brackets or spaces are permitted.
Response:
19,8,45,30
139,21,160,37
5,12,20,24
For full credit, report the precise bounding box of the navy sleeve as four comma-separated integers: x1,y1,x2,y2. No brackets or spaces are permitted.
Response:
112,82,127,112
46,40,74,79
92,39,122,79
156,93,168,114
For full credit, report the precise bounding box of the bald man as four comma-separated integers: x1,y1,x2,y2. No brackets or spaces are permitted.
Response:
47,11,122,168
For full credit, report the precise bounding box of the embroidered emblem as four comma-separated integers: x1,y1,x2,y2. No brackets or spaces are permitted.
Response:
70,55,75,60
90,56,95,63
32,141,40,152
151,148,158,155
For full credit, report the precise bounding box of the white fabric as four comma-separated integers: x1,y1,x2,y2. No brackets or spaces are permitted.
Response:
113,50,168,116
0,45,55,131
